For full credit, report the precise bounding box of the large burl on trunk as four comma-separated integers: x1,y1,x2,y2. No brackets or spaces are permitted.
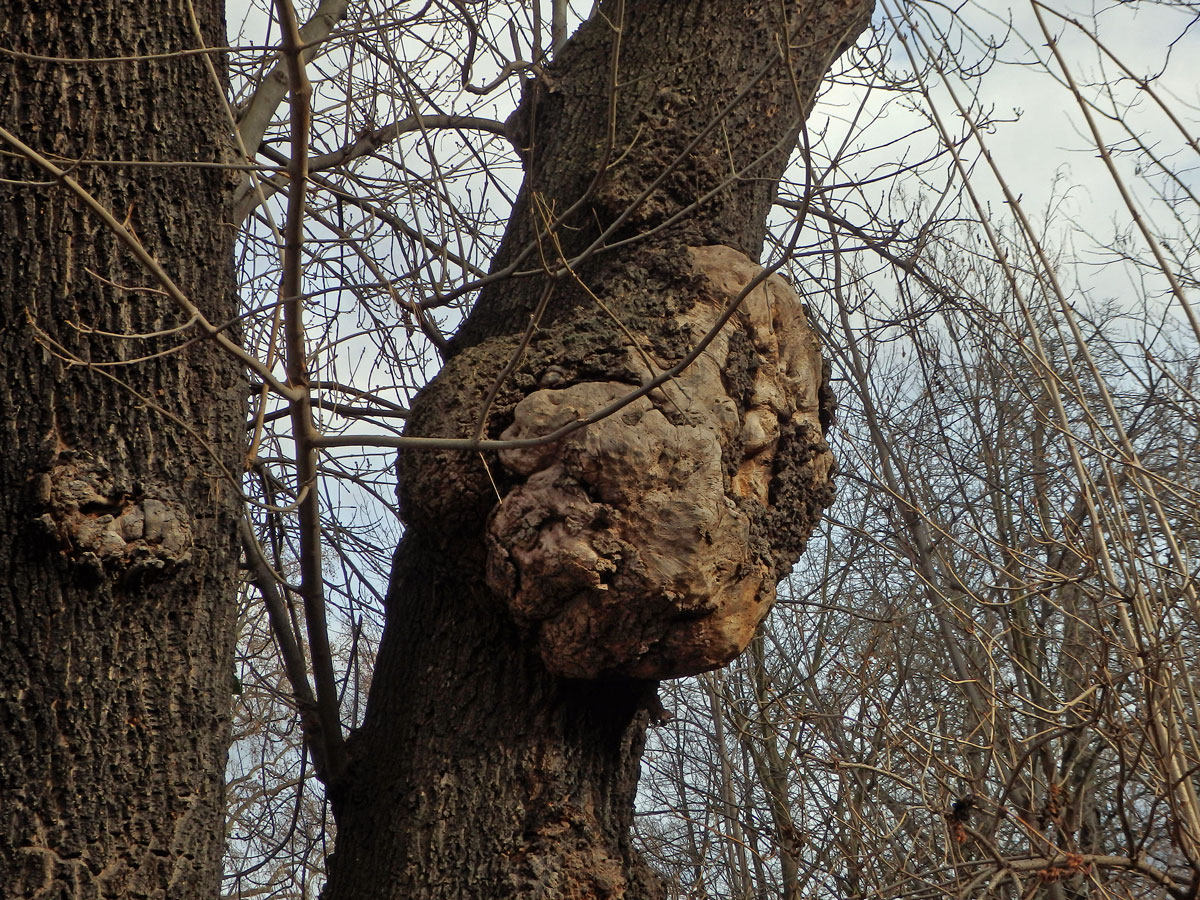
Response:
323,1,871,897
472,244,833,679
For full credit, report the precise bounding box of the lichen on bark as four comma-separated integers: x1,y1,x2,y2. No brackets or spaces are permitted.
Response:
399,244,834,679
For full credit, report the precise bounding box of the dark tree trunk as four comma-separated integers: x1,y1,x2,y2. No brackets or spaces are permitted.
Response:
327,536,664,898
0,3,245,898
324,1,872,897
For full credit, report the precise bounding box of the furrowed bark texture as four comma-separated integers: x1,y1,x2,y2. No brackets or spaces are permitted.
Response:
325,1,872,897
0,4,244,899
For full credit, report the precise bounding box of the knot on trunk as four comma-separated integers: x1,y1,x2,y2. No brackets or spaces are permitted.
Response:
31,451,193,578
485,246,834,679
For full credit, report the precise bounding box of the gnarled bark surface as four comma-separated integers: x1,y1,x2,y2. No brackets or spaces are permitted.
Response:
487,245,833,679
324,1,871,897
0,3,244,898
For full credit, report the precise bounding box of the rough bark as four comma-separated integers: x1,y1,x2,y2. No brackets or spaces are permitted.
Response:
0,3,245,899
325,1,872,897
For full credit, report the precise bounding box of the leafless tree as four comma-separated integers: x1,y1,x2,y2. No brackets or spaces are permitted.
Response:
2,0,1196,898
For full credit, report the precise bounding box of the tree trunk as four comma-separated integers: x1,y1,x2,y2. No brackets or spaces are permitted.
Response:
0,3,245,899
324,1,872,897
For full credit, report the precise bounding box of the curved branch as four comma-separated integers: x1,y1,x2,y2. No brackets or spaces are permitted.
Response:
235,0,352,156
